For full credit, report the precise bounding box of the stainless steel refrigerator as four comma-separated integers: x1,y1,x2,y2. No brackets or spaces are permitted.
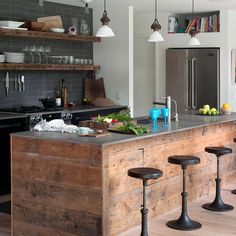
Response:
166,48,220,112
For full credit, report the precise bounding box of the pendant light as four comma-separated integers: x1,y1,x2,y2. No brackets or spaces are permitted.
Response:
188,0,200,46
148,0,164,42
96,0,115,37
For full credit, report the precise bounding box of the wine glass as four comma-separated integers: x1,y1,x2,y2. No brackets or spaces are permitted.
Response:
38,46,45,64
149,108,161,129
161,108,169,126
44,46,51,64
22,45,30,63
29,45,37,64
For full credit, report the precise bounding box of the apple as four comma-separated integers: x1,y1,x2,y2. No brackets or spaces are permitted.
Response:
201,109,207,115
210,108,217,112
207,110,211,115
203,104,210,111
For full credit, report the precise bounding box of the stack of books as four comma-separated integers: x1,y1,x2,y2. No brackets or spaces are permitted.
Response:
185,14,219,33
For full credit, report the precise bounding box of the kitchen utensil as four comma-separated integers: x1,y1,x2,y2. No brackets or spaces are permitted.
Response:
0,54,5,63
39,91,56,108
17,77,21,92
5,72,9,97
14,77,17,91
28,21,45,31
21,76,25,91
3,52,24,63
0,21,24,28
50,28,65,33
37,16,63,31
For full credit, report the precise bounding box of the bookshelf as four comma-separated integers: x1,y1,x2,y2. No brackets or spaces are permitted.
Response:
168,11,220,34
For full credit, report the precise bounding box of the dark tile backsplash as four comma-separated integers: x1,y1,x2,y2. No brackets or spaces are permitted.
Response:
0,0,93,108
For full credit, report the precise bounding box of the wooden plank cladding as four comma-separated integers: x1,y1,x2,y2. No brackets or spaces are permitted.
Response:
0,28,101,42
0,63,100,71
11,137,103,236
11,122,236,235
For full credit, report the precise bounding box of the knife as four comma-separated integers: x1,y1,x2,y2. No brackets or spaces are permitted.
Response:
5,72,9,97
14,77,17,91
21,76,25,91
18,77,21,92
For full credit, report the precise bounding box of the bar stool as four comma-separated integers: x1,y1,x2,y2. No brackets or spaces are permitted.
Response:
166,155,201,231
202,146,234,211
128,167,163,236
232,138,236,195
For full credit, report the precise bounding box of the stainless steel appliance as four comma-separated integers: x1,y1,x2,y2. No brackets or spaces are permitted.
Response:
166,48,220,112
0,106,73,129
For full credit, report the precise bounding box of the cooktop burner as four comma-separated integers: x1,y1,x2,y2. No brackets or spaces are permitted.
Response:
0,106,63,113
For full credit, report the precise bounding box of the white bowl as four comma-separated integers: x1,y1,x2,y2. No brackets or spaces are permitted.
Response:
0,21,24,28
0,55,5,63
50,28,65,33
220,107,232,114
3,52,24,63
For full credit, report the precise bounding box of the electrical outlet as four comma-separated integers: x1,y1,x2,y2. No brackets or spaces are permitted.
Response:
116,91,121,101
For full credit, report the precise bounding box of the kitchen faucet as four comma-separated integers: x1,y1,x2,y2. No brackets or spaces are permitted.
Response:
153,96,179,123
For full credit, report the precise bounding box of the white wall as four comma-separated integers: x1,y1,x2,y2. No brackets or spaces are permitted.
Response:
156,10,231,108
228,10,236,111
93,6,134,115
133,12,155,117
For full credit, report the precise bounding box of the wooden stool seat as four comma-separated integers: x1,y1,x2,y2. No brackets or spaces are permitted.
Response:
128,167,163,236
202,146,233,212
205,146,232,157
128,167,163,180
168,155,200,166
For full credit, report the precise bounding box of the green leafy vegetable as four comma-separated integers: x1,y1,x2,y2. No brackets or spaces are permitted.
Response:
117,123,150,135
95,109,131,123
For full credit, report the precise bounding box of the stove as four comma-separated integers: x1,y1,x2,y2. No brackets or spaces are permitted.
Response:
0,106,73,129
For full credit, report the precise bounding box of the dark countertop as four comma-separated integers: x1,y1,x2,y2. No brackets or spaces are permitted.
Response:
11,112,236,147
0,105,127,119
0,112,27,120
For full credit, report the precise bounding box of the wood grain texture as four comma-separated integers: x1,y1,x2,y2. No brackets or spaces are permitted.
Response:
0,28,100,42
0,64,100,71
12,137,103,236
11,122,236,235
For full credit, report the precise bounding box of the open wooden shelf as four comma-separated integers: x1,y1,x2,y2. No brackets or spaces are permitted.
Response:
0,63,100,71
0,28,101,42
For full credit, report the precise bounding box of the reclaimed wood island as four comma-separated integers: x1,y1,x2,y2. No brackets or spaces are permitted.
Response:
11,113,236,236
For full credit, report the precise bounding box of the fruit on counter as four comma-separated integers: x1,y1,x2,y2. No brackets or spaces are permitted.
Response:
203,104,210,111
222,103,231,109
103,117,113,123
199,105,220,115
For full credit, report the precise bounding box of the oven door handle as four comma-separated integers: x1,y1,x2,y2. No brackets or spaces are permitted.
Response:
0,123,22,129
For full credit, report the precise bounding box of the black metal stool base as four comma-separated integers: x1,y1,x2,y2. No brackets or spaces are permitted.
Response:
167,216,201,231
232,189,236,194
202,202,233,212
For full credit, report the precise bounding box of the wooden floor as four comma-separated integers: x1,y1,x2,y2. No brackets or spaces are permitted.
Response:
120,184,236,236
1,186,236,236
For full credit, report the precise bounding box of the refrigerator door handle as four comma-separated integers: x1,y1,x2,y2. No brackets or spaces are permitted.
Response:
191,57,197,109
185,58,191,110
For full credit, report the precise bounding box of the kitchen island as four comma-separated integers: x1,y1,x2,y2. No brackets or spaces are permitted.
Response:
11,113,236,236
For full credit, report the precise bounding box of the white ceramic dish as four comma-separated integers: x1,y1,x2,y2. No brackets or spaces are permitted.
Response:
220,107,232,114
0,55,5,63
3,52,24,63
50,28,65,33
0,21,24,28
0,26,27,30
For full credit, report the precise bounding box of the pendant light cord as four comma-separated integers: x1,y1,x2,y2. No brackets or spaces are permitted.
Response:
104,0,107,11
192,0,194,14
155,0,157,19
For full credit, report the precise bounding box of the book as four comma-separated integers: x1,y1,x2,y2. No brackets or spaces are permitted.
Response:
204,16,209,32
196,18,201,32
200,17,206,32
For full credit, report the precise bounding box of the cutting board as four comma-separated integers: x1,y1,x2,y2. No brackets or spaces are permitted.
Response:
79,131,111,137
37,15,63,31
84,77,106,102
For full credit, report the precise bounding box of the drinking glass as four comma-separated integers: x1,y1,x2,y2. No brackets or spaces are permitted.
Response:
22,45,30,63
161,108,169,126
29,45,37,64
149,108,161,129
38,46,44,64
44,46,51,64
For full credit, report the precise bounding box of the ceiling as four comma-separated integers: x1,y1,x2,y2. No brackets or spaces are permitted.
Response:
47,0,236,13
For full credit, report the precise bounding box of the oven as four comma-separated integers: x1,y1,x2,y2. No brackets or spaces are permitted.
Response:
0,117,27,196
